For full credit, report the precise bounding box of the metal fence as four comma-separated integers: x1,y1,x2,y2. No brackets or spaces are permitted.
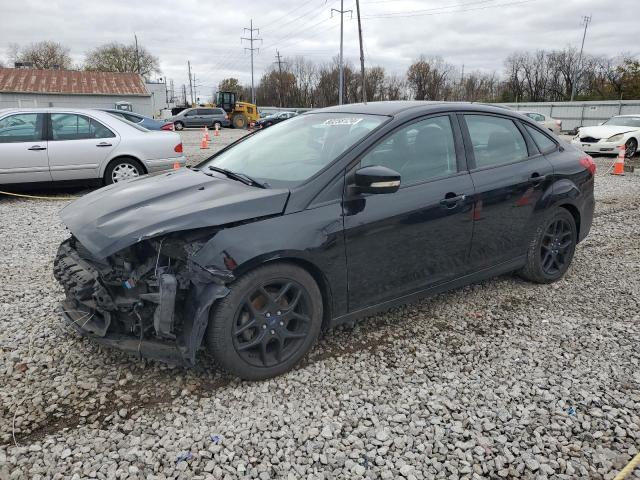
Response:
260,101,640,133
497,100,640,133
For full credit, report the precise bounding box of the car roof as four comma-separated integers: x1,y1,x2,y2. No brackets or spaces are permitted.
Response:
311,101,515,117
101,108,143,116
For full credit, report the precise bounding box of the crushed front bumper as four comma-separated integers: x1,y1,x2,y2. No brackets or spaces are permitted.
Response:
54,237,230,366
571,139,621,154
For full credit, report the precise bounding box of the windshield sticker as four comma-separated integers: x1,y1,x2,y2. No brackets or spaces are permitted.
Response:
323,117,363,126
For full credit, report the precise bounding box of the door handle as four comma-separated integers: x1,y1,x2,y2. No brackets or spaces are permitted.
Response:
96,142,113,147
440,193,466,208
528,173,547,184
28,145,46,151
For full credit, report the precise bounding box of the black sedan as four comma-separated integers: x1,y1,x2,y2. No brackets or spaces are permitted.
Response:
255,111,297,129
54,102,595,380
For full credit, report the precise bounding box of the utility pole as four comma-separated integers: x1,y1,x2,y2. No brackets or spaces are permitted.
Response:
242,19,262,105
571,15,591,101
134,33,141,74
187,61,194,106
332,1,352,105
274,50,287,108
181,84,187,106
460,64,464,101
355,0,366,103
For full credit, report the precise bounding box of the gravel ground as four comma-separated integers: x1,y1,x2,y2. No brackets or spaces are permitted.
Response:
1,131,640,479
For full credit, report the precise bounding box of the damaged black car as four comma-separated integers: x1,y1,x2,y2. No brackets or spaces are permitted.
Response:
54,102,595,379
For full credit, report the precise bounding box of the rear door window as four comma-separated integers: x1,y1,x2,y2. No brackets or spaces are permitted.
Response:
464,115,528,168
0,113,43,143
524,124,557,153
51,114,115,140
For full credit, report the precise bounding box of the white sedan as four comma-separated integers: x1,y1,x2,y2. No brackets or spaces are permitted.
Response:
0,108,186,185
571,115,640,158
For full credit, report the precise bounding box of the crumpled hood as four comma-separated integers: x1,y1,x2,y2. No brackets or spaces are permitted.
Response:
60,168,290,259
578,125,638,139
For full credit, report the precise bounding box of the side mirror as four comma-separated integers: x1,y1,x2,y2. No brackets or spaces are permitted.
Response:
354,165,401,194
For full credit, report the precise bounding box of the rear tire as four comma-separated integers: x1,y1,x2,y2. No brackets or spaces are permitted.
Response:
103,158,145,185
206,263,323,380
174,121,184,131
518,208,577,284
212,121,222,130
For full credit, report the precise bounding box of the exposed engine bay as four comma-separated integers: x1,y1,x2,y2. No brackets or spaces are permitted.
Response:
54,229,232,365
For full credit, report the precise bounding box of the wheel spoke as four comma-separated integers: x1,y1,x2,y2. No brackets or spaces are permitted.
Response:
284,330,307,339
256,287,276,311
290,311,311,324
274,283,292,303
236,331,266,351
233,318,257,336
288,289,303,310
275,337,284,362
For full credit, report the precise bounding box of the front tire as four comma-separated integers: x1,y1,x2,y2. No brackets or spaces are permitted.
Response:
232,114,248,129
206,263,323,380
519,208,577,283
212,121,222,130
625,138,637,158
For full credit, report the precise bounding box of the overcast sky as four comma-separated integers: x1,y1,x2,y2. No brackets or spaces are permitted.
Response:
2,0,638,100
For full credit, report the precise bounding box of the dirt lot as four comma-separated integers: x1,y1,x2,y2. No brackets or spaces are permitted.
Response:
1,128,639,479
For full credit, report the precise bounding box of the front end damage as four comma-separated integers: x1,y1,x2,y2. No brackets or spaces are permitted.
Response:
53,231,232,365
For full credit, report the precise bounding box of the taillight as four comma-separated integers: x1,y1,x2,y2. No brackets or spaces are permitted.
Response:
224,114,229,120
174,143,183,153
161,123,175,131
555,120,562,126
579,155,596,175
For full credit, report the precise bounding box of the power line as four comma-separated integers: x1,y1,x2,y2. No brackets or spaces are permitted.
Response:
260,0,323,32
362,0,537,18
242,19,262,104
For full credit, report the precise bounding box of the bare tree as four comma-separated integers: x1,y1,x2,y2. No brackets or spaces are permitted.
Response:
12,41,72,69
84,42,160,77
406,56,453,100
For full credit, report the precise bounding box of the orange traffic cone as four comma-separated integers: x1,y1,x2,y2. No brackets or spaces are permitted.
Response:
173,160,181,170
249,122,255,132
214,124,220,137
200,134,209,150
204,126,210,141
612,145,625,176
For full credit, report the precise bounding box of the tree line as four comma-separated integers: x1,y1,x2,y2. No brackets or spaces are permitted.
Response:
223,47,640,107
3,41,639,105
4,40,160,77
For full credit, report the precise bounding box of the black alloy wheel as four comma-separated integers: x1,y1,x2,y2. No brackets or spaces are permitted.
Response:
540,218,574,276
519,208,577,283
207,263,322,380
232,280,312,367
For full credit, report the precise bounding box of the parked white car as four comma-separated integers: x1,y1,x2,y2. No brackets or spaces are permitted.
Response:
571,115,640,158
0,108,186,185
519,111,562,134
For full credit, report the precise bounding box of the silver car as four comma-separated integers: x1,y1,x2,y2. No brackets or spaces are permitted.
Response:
0,108,186,185
170,107,230,131
519,111,562,134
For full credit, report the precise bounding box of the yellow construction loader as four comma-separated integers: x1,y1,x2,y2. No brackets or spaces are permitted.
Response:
214,91,260,129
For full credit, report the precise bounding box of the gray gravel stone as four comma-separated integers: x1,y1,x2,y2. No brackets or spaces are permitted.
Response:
1,140,639,480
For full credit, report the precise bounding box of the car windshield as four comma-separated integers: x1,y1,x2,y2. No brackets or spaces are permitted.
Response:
200,113,387,186
603,116,640,127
